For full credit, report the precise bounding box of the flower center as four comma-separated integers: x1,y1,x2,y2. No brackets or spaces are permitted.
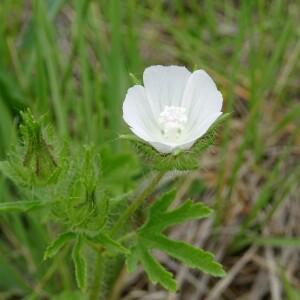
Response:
158,106,188,141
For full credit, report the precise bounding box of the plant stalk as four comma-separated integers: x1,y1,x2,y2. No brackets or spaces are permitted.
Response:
110,171,165,238
88,171,164,299
88,252,104,300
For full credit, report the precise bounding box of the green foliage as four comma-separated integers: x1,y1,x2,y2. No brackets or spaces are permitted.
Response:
51,146,108,233
0,112,110,234
2,1,298,298
122,113,230,171
44,230,127,291
128,244,177,291
100,145,140,196
53,291,86,300
126,190,225,291
0,110,67,187
87,232,128,254
72,235,87,290
44,231,76,260
0,199,44,212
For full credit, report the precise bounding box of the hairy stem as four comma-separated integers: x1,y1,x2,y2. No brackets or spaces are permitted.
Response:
88,171,164,299
110,171,165,238
88,252,104,300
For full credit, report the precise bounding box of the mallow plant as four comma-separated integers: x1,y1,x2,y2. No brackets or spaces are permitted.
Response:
0,65,228,299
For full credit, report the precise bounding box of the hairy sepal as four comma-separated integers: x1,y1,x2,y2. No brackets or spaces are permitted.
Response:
121,113,230,171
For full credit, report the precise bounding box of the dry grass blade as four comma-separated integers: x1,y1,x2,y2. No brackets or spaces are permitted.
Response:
205,246,258,300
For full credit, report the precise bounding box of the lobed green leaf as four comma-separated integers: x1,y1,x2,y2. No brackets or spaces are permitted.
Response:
144,234,225,277
138,244,177,292
126,191,225,291
142,190,213,232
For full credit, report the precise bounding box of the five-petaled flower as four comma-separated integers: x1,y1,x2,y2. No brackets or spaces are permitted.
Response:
123,65,223,154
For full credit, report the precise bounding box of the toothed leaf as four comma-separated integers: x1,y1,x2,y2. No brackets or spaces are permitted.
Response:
126,190,225,291
143,234,225,277
138,244,177,291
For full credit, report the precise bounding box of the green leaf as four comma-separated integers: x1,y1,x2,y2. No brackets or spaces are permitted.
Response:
126,191,225,291
72,235,87,290
0,160,29,187
145,234,225,277
0,200,45,212
88,232,129,254
143,190,212,231
138,244,177,292
126,246,139,273
44,231,76,260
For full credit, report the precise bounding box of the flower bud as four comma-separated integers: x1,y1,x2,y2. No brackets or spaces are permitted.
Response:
21,110,58,181
51,145,108,233
0,110,65,187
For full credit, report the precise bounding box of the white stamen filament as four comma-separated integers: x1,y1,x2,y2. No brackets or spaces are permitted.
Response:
158,106,188,141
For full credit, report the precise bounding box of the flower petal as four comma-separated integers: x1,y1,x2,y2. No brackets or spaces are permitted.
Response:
185,112,223,144
143,65,191,116
148,141,175,154
123,85,160,141
182,70,223,131
149,139,198,154
150,113,222,154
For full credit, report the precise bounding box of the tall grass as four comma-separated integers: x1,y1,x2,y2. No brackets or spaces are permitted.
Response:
0,1,299,299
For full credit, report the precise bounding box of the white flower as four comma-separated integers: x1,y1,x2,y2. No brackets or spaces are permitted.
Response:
122,65,223,154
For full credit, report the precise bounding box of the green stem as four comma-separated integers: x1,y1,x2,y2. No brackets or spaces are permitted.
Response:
110,171,165,238
88,252,104,300
88,171,164,299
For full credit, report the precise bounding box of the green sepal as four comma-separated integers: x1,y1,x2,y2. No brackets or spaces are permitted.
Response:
121,113,230,171
129,73,141,85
